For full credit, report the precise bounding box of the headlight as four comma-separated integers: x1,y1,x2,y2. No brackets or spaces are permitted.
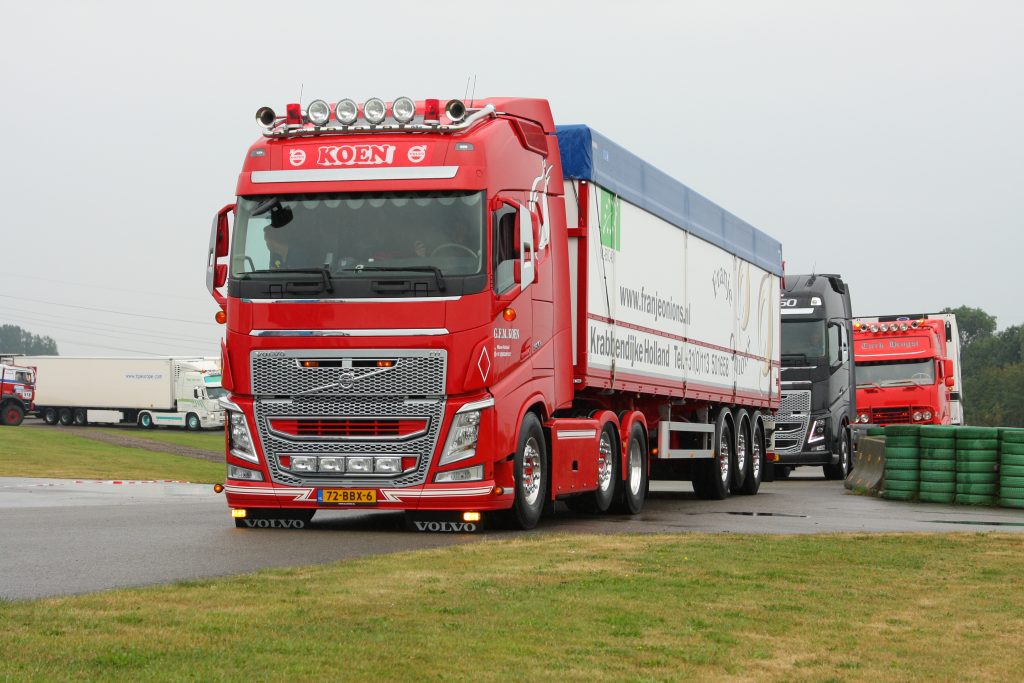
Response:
807,419,825,444
307,99,330,125
913,411,923,421
923,411,933,420
858,414,870,423
440,409,482,466
228,410,259,464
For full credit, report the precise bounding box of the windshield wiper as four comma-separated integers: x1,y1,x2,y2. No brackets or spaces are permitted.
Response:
244,267,333,293
342,266,446,292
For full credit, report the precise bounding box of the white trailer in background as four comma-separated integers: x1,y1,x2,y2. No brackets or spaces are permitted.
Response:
23,356,226,430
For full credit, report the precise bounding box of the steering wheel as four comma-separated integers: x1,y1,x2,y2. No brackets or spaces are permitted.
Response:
911,372,929,381
431,243,476,258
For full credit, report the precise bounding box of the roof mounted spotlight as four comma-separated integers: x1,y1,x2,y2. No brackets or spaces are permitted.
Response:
307,99,331,126
392,96,416,124
255,106,277,127
335,99,358,125
364,97,387,125
445,99,467,123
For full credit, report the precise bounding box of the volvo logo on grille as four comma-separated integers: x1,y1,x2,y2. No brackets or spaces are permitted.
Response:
338,371,355,389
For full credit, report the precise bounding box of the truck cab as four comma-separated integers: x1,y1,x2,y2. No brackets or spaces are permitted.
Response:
775,274,855,479
852,316,959,426
1,360,35,426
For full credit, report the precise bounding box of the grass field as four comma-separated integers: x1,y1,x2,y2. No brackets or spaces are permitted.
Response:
0,427,223,483
93,427,224,452
1,533,1022,681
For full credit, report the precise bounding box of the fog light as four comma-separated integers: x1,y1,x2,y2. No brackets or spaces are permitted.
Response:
227,464,263,481
319,456,345,473
292,456,318,472
231,509,247,519
335,98,358,125
434,464,484,483
463,511,481,522
392,96,415,123
375,457,402,473
347,457,373,473
307,99,330,125
364,97,387,124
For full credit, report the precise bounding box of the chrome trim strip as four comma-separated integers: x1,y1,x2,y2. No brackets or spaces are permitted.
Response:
250,328,449,337
241,296,463,303
556,430,597,440
781,308,815,315
251,166,459,183
456,397,495,414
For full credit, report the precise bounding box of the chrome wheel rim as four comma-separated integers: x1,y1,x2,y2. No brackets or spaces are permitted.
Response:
522,437,542,506
719,430,731,484
628,439,643,496
735,428,747,479
841,437,850,474
597,432,613,492
751,428,762,480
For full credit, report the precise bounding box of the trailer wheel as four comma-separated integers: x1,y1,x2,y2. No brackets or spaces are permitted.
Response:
58,408,73,426
565,422,618,514
613,422,648,514
823,423,851,480
2,402,25,426
505,412,547,530
739,412,764,495
73,409,88,426
186,413,201,431
693,410,732,500
730,409,750,493
42,407,58,425
138,412,155,429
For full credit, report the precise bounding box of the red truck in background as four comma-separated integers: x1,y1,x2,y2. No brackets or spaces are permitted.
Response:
852,314,963,426
206,96,782,530
0,357,35,426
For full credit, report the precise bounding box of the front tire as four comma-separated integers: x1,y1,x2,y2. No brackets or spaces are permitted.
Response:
186,413,201,431
506,413,547,530
2,402,25,426
138,412,155,429
823,424,851,480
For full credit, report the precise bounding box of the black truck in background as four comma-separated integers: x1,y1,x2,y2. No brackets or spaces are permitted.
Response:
772,274,855,480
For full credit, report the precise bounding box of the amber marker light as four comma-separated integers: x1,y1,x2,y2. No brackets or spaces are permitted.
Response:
463,512,482,523
502,307,516,322
493,486,504,496
215,310,227,324
377,360,395,368
231,509,247,519
213,483,224,493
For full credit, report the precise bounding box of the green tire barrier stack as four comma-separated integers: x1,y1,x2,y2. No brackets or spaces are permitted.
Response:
918,425,957,504
883,425,919,501
999,428,1024,509
867,427,885,437
955,426,1000,505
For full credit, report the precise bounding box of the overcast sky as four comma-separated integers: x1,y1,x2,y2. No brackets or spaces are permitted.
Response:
1,0,1021,357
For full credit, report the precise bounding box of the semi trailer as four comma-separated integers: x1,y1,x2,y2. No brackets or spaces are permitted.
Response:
23,356,225,430
207,96,782,529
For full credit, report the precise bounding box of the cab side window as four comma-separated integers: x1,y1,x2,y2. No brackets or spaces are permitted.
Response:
493,206,518,294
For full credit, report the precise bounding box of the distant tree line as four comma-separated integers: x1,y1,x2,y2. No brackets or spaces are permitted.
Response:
942,306,1024,427
0,324,59,355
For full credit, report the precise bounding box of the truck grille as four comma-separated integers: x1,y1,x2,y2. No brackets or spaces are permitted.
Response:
774,390,811,455
251,349,446,397
871,407,911,425
254,396,444,488
250,349,447,488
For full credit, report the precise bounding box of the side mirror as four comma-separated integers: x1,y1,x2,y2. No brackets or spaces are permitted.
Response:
513,260,522,284
193,387,201,399
945,376,955,388
207,203,235,306
215,212,230,258
943,359,954,377
214,264,227,288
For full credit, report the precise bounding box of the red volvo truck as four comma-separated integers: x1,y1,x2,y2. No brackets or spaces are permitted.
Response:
852,314,963,426
206,96,782,529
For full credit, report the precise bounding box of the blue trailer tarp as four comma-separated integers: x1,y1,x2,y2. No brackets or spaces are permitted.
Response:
556,125,783,276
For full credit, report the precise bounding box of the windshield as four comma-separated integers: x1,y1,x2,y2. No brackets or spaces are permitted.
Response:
856,359,935,386
230,191,485,278
782,320,826,357
206,386,228,400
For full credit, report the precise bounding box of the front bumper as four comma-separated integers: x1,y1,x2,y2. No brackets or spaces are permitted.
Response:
223,479,515,512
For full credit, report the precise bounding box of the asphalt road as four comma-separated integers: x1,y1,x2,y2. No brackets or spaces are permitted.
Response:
3,473,1023,601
